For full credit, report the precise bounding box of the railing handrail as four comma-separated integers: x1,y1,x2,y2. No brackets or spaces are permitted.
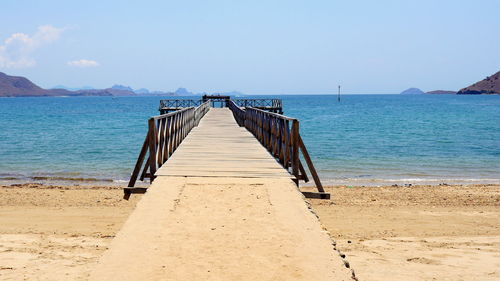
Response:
227,100,245,126
159,99,201,106
160,98,283,114
234,98,281,102
151,106,195,120
244,107,296,121
233,99,282,109
194,100,211,125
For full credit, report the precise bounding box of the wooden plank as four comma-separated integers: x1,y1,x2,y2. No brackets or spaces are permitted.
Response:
123,187,148,194
301,191,331,199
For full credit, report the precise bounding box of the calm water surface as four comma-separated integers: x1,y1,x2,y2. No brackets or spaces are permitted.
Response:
0,95,499,186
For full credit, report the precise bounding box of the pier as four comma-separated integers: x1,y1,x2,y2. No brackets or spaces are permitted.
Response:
128,95,325,198
90,97,351,280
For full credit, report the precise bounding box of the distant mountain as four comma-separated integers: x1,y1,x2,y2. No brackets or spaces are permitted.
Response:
72,88,136,96
0,72,53,97
135,88,150,94
400,88,425,95
426,90,457,94
175,87,193,96
0,72,75,97
109,85,174,96
1,72,244,98
0,72,136,97
457,71,500,95
111,85,176,95
111,84,134,92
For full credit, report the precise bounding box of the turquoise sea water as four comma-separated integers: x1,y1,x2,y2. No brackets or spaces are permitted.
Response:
0,95,499,186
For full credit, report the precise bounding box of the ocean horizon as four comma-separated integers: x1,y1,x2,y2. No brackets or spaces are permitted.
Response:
1,94,499,186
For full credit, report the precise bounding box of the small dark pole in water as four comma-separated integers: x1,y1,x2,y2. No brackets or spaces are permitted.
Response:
337,85,341,102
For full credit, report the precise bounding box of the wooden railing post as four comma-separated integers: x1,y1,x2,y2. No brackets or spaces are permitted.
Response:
291,120,300,180
283,120,290,168
162,118,171,163
147,118,158,183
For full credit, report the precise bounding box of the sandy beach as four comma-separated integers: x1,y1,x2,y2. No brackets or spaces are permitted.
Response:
305,184,500,280
0,182,499,280
0,183,140,280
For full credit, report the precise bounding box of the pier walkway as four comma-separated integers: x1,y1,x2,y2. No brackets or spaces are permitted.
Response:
90,107,351,280
155,108,292,179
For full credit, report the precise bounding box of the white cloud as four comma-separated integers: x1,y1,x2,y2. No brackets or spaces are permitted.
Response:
67,59,99,67
0,25,65,68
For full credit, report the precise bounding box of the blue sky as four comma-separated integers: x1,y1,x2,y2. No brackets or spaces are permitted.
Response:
0,0,499,94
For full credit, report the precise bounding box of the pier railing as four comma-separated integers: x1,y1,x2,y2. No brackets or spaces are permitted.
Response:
159,99,203,114
128,98,326,199
194,100,210,125
160,98,283,114
159,99,202,108
227,100,246,126
229,104,325,196
234,99,283,114
127,101,210,192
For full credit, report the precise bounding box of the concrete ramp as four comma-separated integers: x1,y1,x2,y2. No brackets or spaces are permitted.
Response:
90,177,351,280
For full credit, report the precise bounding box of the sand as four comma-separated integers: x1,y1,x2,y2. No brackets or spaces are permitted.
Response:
0,183,140,280
305,184,500,281
0,182,499,280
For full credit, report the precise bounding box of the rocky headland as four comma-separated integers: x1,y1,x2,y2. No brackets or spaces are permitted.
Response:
0,72,136,97
457,70,500,95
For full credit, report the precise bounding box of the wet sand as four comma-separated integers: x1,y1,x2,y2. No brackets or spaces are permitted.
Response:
0,183,499,280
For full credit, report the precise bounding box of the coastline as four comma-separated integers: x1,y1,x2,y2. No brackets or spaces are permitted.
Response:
0,181,498,280
2,174,500,189
2,94,499,192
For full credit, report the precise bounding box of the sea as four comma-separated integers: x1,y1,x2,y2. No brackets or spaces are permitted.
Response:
0,94,499,186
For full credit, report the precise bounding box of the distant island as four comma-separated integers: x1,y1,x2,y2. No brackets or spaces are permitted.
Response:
426,90,457,95
400,70,499,95
400,88,457,95
0,72,244,97
457,70,500,95
400,88,426,95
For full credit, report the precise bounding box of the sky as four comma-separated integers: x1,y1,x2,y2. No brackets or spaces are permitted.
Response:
0,0,499,94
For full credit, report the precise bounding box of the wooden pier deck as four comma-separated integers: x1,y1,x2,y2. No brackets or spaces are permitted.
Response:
156,108,292,179
90,108,351,280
